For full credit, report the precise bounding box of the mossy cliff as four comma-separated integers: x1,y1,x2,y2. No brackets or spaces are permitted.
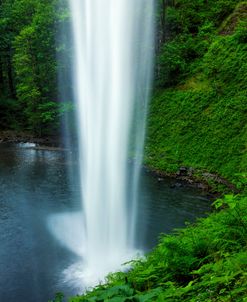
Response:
145,1,247,192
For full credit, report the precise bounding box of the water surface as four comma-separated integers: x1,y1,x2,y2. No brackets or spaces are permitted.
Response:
0,143,210,301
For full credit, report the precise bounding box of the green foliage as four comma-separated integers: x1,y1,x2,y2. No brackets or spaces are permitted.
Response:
156,0,242,87
0,0,71,135
0,97,23,129
12,0,58,134
146,12,247,188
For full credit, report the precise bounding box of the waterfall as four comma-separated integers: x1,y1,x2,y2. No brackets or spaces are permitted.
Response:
54,0,154,287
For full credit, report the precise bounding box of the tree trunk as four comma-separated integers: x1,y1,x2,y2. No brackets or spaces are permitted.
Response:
0,59,4,94
7,54,15,98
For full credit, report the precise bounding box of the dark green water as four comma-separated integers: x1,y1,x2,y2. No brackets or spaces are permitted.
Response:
0,143,210,301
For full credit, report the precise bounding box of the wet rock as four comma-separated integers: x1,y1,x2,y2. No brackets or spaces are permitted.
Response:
187,179,194,184
188,167,194,177
176,166,188,177
196,183,209,190
170,182,183,189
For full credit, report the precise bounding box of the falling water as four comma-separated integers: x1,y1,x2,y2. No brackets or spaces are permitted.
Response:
57,0,154,286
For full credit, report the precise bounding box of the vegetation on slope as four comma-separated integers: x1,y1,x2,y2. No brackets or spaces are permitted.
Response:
146,1,247,190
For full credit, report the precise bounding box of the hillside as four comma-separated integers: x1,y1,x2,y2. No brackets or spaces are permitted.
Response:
145,2,247,191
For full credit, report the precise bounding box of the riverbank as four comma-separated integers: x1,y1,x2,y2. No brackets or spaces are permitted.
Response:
0,130,62,147
0,133,230,202
145,165,240,197
0,130,232,197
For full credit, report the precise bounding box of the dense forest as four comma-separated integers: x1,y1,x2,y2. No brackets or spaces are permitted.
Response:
0,0,246,301
0,0,67,135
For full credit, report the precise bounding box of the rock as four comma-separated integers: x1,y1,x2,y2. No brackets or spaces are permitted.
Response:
176,166,188,177
197,183,208,190
170,182,183,189
188,167,194,177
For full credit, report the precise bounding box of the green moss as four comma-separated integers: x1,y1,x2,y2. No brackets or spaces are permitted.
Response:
145,18,247,190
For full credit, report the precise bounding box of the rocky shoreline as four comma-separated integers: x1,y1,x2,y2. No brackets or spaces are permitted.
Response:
145,165,239,197
0,130,61,147
1,130,237,196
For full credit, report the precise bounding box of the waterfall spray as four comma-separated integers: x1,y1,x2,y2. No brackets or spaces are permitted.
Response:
70,0,154,283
